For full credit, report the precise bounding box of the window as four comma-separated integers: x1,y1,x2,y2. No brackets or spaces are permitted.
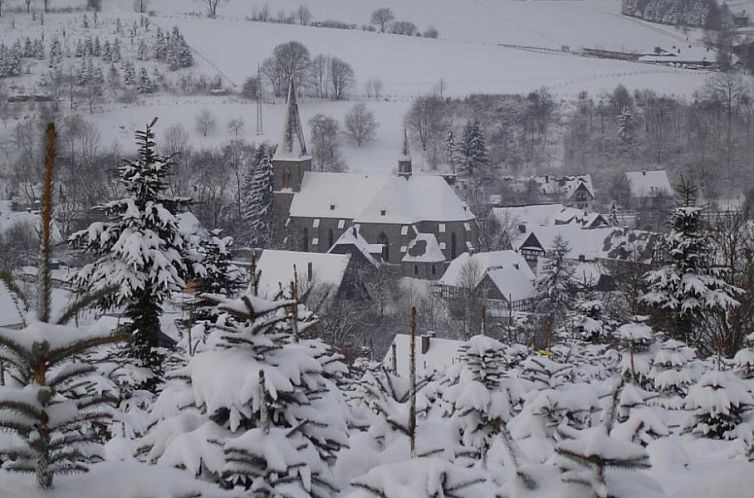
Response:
401,226,408,236
400,246,407,253
439,242,446,250
464,222,471,232
328,228,334,249
313,218,320,228
302,228,309,252
378,232,390,262
380,209,386,216
439,223,446,233
432,265,436,275
451,232,457,259
337,219,345,229
414,265,418,275
312,237,319,246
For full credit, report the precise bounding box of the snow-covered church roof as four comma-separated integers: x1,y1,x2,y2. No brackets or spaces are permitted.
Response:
273,80,310,162
289,172,474,224
402,233,445,263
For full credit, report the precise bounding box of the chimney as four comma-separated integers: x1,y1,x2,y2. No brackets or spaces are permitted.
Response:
421,334,431,354
352,226,357,237
642,170,647,176
307,261,313,282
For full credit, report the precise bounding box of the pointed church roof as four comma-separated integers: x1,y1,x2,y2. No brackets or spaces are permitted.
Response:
273,80,309,162
399,127,412,162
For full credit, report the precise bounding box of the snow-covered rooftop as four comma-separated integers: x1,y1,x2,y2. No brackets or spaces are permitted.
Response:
384,333,464,377
289,172,474,224
402,233,445,263
531,174,594,199
328,226,381,267
485,267,536,302
625,170,673,198
439,250,533,288
0,201,63,244
255,249,351,300
492,203,606,232
272,81,310,162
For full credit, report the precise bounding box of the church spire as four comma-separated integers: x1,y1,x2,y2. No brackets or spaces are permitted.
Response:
398,127,412,179
274,79,308,161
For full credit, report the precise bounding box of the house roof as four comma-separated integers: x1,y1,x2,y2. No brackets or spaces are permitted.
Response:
485,267,536,302
328,226,381,267
439,250,534,288
531,174,594,199
492,204,606,231
384,333,464,376
517,225,658,264
289,173,474,225
403,233,445,263
254,250,351,300
625,170,673,198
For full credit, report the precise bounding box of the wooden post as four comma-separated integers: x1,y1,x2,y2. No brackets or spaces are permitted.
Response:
250,249,259,297
480,305,486,336
409,306,417,458
38,123,56,323
259,370,269,434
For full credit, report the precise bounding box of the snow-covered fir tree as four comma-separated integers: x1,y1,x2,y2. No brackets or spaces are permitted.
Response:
617,106,634,143
48,37,62,68
643,201,741,345
684,370,754,440
554,381,651,498
651,339,696,409
441,335,512,464
536,235,575,343
140,293,350,496
733,332,754,379
123,60,135,86
617,321,655,387
242,144,274,248
137,66,154,93
458,120,487,177
69,121,196,387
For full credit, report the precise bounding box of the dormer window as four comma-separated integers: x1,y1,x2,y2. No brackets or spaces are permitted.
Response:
329,202,336,211
380,209,386,216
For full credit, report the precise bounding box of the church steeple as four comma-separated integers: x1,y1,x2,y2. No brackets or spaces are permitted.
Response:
274,79,309,161
398,127,412,179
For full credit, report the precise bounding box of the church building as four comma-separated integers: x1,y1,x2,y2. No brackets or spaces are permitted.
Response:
270,84,479,280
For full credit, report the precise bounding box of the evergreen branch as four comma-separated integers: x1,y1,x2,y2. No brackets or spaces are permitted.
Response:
55,285,119,325
0,270,28,325
47,329,130,367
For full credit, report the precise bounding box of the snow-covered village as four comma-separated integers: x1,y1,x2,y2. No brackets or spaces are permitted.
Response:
3,0,754,496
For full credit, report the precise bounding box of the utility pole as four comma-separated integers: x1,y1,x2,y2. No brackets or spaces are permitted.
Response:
256,64,263,136
409,306,417,458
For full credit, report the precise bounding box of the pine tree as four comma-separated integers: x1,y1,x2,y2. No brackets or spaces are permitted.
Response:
536,235,575,344
69,121,194,387
137,38,148,61
617,321,654,387
458,120,488,177
153,27,167,61
140,293,350,496
137,66,154,93
93,35,101,57
651,339,695,409
555,381,651,498
102,39,112,62
444,128,456,171
617,106,634,143
684,370,754,440
123,60,135,86
643,200,741,344
242,145,274,248
48,38,62,69
112,39,122,63
0,124,125,489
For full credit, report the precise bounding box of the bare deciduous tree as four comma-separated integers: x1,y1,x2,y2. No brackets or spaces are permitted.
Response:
296,5,312,25
195,108,217,137
344,103,378,147
260,41,311,97
329,57,354,100
25,0,32,14
226,117,245,137
370,7,394,32
202,0,224,17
